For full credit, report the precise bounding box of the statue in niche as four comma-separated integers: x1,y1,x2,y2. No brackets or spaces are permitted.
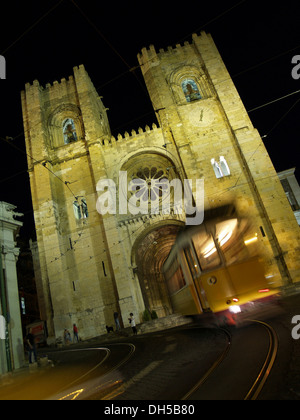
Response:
63,118,78,144
182,79,201,102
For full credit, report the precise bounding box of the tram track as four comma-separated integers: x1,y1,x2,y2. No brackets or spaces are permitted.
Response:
182,321,279,400
48,343,136,400
181,328,232,400
54,322,279,400
244,320,279,400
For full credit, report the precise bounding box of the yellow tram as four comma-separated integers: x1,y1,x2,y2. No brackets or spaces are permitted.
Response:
163,205,280,325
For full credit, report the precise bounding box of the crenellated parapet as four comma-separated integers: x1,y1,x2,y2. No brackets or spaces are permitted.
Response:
137,32,206,72
102,123,162,147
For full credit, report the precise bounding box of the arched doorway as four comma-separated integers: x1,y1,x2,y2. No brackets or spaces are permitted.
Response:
133,222,184,318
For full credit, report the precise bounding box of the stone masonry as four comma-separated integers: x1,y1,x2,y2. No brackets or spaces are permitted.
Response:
21,32,300,342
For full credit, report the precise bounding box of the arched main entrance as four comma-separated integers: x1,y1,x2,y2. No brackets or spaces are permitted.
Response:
133,221,184,318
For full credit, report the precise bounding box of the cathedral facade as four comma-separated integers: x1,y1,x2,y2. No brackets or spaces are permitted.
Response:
21,32,300,341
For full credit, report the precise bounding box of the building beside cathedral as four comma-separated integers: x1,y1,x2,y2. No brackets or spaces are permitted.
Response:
0,202,24,374
21,32,300,342
278,168,300,225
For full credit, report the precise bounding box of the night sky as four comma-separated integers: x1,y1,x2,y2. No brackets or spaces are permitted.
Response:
0,0,299,238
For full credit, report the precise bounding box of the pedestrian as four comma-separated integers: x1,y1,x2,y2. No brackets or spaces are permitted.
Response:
128,313,137,335
64,329,72,345
114,311,121,331
25,328,37,364
73,323,79,342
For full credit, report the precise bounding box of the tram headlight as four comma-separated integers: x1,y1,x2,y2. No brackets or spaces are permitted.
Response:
229,305,241,314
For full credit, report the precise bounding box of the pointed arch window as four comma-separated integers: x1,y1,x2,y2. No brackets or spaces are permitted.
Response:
63,118,78,144
211,156,231,179
73,198,89,220
181,79,201,103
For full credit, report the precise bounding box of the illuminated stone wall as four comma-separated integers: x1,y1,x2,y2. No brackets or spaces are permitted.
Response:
21,32,300,341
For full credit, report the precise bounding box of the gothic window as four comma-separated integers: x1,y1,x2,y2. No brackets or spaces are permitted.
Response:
169,66,214,105
63,118,78,144
211,156,230,179
73,198,88,220
81,198,89,218
181,79,201,103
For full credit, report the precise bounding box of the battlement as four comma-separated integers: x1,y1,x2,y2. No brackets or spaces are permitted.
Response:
102,123,161,147
24,64,93,93
137,32,207,68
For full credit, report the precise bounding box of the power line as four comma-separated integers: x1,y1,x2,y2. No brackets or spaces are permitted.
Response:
69,0,131,70
233,43,300,79
0,135,77,199
248,89,300,113
69,0,151,102
177,0,248,44
1,0,64,55
265,95,300,137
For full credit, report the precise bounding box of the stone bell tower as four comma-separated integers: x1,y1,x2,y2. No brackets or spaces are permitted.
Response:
137,31,300,285
21,65,122,341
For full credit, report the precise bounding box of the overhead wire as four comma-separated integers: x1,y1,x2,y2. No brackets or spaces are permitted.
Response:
0,135,77,199
248,89,300,113
68,0,150,99
177,0,248,44
1,0,65,55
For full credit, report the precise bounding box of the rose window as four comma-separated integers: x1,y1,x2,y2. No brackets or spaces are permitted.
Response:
130,167,169,202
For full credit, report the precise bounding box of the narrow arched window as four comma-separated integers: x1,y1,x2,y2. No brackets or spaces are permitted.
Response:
63,118,78,144
211,157,231,179
73,198,89,220
181,79,201,103
73,200,82,220
81,198,88,218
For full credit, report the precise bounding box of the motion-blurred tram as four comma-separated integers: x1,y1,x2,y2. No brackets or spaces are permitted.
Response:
163,205,280,325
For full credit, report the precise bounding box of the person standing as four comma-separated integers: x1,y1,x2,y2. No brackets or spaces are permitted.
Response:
26,328,37,364
64,329,72,345
128,313,137,335
114,311,121,331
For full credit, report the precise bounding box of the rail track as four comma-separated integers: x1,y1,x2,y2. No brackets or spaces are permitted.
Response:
243,321,279,400
181,321,279,400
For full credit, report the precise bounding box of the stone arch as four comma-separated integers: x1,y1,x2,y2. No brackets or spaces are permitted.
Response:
118,151,184,222
169,64,214,105
47,104,84,148
131,219,185,317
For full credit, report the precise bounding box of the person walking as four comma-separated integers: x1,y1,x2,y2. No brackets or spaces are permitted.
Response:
128,313,137,335
73,324,79,342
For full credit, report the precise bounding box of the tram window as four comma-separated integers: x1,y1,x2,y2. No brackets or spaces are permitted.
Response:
165,262,186,294
221,236,249,265
192,232,221,271
184,246,200,279
216,219,249,265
